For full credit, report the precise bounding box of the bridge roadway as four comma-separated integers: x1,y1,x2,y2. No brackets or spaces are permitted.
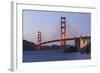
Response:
39,36,91,45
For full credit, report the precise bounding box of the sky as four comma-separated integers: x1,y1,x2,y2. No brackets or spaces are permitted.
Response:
23,10,91,45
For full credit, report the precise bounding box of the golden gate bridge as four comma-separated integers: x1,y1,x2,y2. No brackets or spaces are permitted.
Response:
37,17,90,51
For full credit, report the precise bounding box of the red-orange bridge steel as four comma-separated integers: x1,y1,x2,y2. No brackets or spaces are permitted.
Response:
39,36,90,45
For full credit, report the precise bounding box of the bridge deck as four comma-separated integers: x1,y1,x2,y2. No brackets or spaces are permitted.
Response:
39,36,90,45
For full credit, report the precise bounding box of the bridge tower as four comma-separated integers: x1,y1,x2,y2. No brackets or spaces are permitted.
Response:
37,31,41,50
61,17,67,49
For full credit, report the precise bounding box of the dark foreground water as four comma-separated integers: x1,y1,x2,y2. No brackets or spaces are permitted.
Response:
23,50,91,62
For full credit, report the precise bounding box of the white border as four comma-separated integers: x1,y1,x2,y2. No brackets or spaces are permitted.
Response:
11,2,97,72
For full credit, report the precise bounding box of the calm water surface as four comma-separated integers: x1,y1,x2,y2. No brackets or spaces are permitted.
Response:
23,50,90,62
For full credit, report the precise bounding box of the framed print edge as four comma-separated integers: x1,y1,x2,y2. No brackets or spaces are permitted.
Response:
11,1,97,72
11,1,17,71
